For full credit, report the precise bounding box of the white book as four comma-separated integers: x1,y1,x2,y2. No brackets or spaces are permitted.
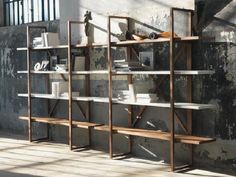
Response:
136,93,157,99
43,32,60,47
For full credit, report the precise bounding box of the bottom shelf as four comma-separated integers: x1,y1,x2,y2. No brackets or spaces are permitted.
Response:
19,116,215,145
19,116,103,129
94,125,215,145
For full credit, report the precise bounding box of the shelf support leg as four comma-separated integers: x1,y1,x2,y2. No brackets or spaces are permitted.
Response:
170,8,175,172
108,16,113,158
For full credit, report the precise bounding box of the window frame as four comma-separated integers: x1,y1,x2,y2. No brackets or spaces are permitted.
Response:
3,0,59,26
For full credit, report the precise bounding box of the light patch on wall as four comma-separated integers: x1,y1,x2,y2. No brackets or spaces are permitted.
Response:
223,45,236,85
220,31,235,43
0,48,15,78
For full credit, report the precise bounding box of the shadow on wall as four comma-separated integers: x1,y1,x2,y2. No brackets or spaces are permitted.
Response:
192,0,236,174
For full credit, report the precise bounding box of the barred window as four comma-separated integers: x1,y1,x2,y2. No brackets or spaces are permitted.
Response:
4,0,60,26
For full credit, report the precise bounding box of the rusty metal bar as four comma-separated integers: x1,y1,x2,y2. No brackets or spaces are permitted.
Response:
170,8,175,171
68,21,73,150
60,74,68,81
49,100,60,116
187,10,193,166
172,8,194,13
108,16,113,158
174,111,188,134
75,101,86,119
84,48,91,146
27,26,32,142
132,107,147,127
109,16,129,19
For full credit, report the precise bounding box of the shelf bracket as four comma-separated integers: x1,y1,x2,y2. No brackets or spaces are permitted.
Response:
174,111,189,134
74,101,87,120
49,100,60,117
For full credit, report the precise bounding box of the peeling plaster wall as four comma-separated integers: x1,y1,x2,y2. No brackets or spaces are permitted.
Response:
192,0,236,173
0,21,59,135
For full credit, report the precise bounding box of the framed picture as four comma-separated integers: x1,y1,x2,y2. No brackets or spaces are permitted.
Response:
139,51,154,70
72,54,85,71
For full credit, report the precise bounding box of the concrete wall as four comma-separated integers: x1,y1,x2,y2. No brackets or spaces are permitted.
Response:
0,0,236,174
0,0,4,26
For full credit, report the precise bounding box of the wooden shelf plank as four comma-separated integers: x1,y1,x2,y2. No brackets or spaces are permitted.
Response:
112,100,216,110
18,116,215,144
73,42,107,48
17,70,108,75
18,93,109,103
111,36,199,46
72,70,109,75
112,70,214,75
17,71,69,74
18,94,215,110
174,70,215,75
18,93,69,100
18,70,214,75
19,116,103,128
17,45,69,51
17,47,28,51
113,71,170,75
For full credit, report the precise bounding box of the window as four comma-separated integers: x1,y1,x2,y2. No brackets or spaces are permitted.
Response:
4,0,60,26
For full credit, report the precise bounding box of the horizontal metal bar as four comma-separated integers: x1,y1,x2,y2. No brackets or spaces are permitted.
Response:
172,7,193,13
109,16,129,19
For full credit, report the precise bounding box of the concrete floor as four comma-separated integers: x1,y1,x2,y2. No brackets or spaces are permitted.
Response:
0,131,234,177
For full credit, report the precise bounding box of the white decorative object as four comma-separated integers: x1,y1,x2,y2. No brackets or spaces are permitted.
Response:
34,60,49,71
55,64,67,71
129,84,136,102
34,62,41,71
51,82,60,97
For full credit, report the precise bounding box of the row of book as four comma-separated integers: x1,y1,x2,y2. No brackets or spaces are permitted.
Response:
117,90,158,103
114,60,143,71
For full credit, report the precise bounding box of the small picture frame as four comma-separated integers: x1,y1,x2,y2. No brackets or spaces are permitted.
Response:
50,56,59,70
139,51,154,70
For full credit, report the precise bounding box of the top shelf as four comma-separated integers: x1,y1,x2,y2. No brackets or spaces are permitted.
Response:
111,36,199,46
17,42,107,51
17,36,199,51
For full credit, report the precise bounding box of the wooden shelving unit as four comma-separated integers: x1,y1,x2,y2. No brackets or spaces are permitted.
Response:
17,7,216,172
17,22,109,150
107,8,216,172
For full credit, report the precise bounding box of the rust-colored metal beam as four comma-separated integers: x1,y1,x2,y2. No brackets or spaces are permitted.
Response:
68,21,73,150
108,16,113,158
170,8,175,172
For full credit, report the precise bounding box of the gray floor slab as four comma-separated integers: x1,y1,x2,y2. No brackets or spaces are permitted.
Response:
0,131,234,177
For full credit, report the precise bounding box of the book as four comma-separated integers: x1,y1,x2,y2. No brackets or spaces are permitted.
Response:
43,32,60,47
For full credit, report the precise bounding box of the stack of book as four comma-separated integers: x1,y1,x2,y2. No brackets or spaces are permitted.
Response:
114,60,143,71
117,90,130,102
136,93,158,103
32,37,44,47
32,32,60,48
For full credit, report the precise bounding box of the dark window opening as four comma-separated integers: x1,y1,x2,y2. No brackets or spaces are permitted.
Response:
4,0,60,26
